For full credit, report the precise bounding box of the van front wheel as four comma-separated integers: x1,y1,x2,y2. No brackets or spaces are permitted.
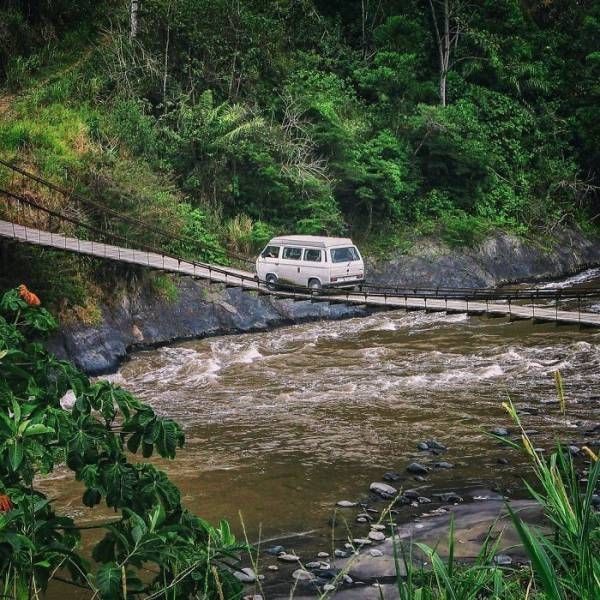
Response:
308,278,322,294
265,274,278,290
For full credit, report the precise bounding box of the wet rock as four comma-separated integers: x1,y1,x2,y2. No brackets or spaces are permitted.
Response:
267,565,279,571
371,524,386,531
343,575,353,585
334,549,349,558
277,552,300,562
317,552,330,558
292,569,315,582
434,461,454,469
407,462,429,475
234,568,256,583
418,496,432,504
383,471,402,482
568,445,580,456
369,549,384,557
352,538,373,546
337,500,357,508
417,442,429,451
591,494,600,508
414,475,427,482
305,561,322,569
243,595,263,600
426,440,448,451
494,554,513,566
356,512,373,521
323,584,336,592
370,482,398,498
356,516,368,524
404,489,420,500
368,530,386,542
265,545,285,556
315,568,339,580
497,457,509,465
491,427,510,437
434,492,463,503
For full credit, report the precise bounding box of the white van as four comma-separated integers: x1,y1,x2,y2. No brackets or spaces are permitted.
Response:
256,235,365,290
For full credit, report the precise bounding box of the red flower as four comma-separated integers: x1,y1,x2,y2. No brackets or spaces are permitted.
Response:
0,494,13,512
17,284,41,307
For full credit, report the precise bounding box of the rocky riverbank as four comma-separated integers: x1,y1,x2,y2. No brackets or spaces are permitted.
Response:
48,228,600,375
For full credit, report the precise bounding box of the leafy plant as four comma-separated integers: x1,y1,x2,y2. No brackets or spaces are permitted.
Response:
0,286,245,598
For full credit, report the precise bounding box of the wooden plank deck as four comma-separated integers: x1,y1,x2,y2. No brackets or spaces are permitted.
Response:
2,219,600,328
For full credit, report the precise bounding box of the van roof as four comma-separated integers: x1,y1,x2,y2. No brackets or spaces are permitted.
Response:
269,235,354,248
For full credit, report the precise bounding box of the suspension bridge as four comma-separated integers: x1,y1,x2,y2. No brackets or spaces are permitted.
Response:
1,159,600,328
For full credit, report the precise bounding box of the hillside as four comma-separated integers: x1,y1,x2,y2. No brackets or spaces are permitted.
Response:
1,0,599,313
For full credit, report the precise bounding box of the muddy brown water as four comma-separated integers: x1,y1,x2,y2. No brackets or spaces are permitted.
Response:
41,271,600,597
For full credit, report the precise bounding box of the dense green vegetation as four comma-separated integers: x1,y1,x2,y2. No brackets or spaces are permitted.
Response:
0,285,246,598
0,0,599,306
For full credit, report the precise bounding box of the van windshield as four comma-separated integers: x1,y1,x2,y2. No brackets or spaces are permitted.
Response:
330,247,360,263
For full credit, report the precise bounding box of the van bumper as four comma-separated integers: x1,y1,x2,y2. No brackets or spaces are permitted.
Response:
325,277,365,289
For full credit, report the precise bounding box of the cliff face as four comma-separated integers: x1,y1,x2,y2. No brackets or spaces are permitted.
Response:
48,228,600,375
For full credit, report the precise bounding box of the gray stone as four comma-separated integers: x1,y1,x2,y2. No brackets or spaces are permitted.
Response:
494,554,513,566
434,461,455,469
267,565,279,571
491,427,510,437
568,445,580,455
407,463,429,475
418,496,432,504
317,552,330,558
435,492,463,503
234,567,256,583
382,471,401,482
352,538,373,546
337,500,357,508
426,440,447,450
368,530,385,542
369,482,398,498
265,545,285,556
368,549,384,557
335,549,349,558
417,442,429,451
403,489,420,500
292,569,315,581
277,552,300,562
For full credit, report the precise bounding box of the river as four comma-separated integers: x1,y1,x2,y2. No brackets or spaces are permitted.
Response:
44,270,600,557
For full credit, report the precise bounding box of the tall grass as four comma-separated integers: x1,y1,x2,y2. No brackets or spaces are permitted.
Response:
384,390,599,600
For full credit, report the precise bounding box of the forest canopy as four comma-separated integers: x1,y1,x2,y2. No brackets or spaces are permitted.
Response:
0,0,599,255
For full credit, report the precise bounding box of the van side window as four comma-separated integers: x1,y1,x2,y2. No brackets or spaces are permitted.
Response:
304,249,322,262
282,247,302,260
261,245,280,259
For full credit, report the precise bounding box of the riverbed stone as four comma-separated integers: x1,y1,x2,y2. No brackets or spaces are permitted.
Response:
267,565,279,571
368,549,384,557
491,427,510,437
494,554,513,566
292,569,315,582
417,442,429,451
317,552,330,558
337,500,357,508
277,552,300,562
403,489,420,500
382,471,401,482
407,462,429,475
234,567,256,583
434,492,463,503
426,440,448,450
353,538,373,546
368,530,385,542
568,445,580,455
265,545,285,555
434,461,455,469
369,482,398,498
497,457,509,465
356,516,368,523
335,549,349,558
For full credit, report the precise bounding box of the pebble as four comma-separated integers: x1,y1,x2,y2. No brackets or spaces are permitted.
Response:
426,440,448,451
369,482,398,498
277,553,300,562
369,549,384,557
383,471,402,482
356,516,368,523
368,530,385,542
417,442,429,451
343,575,353,584
336,500,357,508
323,584,336,592
317,552,330,558
352,538,373,546
234,568,257,583
305,561,322,569
418,496,432,504
414,475,427,482
491,427,510,437
407,462,429,475
434,461,454,469
434,492,463,503
334,549,349,558
267,565,279,571
243,595,263,600
404,489,420,500
591,494,600,508
568,445,580,455
292,569,314,581
497,457,509,465
494,554,513,566
265,545,285,555
370,524,386,531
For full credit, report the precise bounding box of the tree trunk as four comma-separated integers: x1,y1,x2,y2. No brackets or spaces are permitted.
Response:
428,0,451,107
130,0,139,40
